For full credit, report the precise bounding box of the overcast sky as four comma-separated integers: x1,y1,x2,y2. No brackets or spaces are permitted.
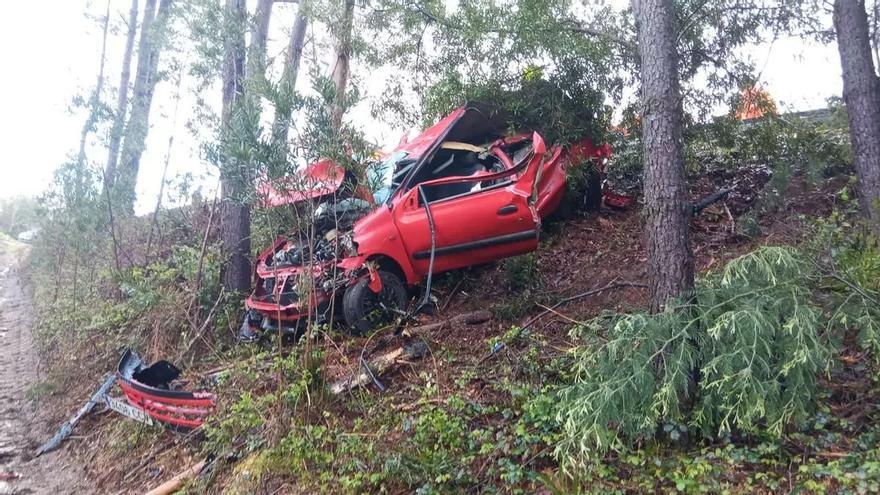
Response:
0,1,844,214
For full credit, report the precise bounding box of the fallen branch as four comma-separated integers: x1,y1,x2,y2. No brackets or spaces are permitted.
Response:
534,303,583,326
366,310,491,357
144,459,207,495
402,310,492,335
520,280,647,331
693,188,732,215
36,373,116,456
331,341,428,394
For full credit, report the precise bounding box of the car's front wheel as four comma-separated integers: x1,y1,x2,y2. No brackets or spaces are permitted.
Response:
342,270,408,335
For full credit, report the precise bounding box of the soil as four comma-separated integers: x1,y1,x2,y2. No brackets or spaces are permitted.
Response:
0,238,89,494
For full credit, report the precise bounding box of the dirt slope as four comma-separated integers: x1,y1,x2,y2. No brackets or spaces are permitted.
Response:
0,238,88,495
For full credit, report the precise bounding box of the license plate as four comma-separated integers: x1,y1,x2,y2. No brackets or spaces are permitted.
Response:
105,396,154,426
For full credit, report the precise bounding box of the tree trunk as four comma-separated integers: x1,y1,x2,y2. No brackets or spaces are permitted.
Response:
834,0,880,236
116,0,173,211
74,0,111,203
248,0,274,80
104,0,139,190
220,0,252,294
631,0,695,311
330,0,354,130
271,1,309,148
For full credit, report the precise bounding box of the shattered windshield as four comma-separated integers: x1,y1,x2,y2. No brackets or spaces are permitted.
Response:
369,150,411,204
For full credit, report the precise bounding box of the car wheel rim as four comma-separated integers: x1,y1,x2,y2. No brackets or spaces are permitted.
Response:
363,285,400,326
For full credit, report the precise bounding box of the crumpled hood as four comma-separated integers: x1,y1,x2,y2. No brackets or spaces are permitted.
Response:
257,159,350,207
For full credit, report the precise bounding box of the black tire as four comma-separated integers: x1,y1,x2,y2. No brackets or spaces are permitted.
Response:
583,169,602,211
342,270,408,335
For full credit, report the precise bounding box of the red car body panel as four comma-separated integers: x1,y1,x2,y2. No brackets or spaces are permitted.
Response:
116,350,216,429
394,107,467,159
116,378,215,429
257,158,374,208
244,103,612,328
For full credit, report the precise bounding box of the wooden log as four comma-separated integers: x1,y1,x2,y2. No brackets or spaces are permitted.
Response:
144,460,207,495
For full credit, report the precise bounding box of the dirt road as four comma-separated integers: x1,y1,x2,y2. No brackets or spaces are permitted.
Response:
0,238,89,494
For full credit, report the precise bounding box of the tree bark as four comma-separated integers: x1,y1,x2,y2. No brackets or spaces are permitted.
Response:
330,0,355,130
116,0,173,211
834,0,880,236
220,0,252,294
270,0,309,148
104,0,139,190
631,0,694,311
248,0,274,80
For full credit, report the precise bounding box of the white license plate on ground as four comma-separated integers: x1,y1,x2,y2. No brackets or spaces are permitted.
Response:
105,396,154,426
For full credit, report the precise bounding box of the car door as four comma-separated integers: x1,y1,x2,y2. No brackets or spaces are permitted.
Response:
391,133,547,277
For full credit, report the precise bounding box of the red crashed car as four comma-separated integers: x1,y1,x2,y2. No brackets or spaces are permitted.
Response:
242,102,616,337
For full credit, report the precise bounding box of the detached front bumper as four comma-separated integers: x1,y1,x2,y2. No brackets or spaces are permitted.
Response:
115,350,215,429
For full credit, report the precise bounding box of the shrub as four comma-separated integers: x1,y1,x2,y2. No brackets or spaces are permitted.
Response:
554,247,832,469
812,209,880,361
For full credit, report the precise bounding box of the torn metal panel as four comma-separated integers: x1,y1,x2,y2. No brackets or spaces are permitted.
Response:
35,373,117,456
116,350,215,429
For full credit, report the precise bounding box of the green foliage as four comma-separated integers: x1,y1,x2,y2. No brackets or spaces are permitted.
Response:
607,101,853,214
555,247,832,467
811,205,880,362
494,253,545,321
365,0,825,132
204,349,323,455
364,0,622,129
422,65,610,146
106,418,166,455
502,253,540,292
685,107,851,178
559,157,602,216
25,380,58,401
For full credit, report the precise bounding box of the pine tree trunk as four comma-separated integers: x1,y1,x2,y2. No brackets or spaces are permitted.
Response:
104,0,139,190
220,0,252,294
330,0,354,130
631,0,695,311
834,0,880,236
116,0,173,212
271,1,308,148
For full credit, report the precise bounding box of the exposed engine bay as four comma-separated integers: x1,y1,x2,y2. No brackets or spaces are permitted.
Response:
264,198,369,269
